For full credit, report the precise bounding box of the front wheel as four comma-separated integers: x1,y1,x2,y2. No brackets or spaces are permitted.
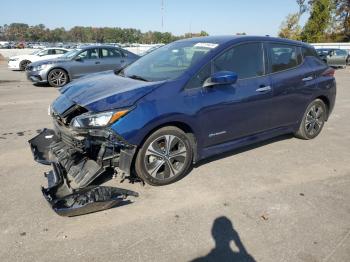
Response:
48,69,69,87
135,127,193,186
295,99,327,140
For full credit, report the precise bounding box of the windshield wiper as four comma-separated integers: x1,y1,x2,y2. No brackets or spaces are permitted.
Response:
127,74,149,82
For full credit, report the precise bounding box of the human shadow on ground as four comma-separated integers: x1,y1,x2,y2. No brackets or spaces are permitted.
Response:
190,216,256,262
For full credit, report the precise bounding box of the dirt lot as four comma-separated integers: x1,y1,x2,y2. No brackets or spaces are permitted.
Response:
0,64,349,262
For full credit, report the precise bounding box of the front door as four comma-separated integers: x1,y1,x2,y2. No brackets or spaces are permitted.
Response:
70,48,102,78
185,42,274,148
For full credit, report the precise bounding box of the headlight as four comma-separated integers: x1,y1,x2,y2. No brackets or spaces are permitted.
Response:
32,64,49,71
71,109,130,128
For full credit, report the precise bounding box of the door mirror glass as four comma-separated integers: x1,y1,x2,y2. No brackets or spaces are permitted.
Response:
203,71,238,87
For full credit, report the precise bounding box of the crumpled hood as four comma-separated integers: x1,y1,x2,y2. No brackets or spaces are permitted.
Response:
58,70,164,112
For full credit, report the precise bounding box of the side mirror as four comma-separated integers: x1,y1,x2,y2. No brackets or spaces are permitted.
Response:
74,56,82,62
203,71,238,88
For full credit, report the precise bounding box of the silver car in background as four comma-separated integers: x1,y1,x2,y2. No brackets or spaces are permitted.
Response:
26,45,139,87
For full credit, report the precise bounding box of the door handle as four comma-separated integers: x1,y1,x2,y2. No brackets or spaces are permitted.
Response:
95,61,100,64
120,60,125,63
302,76,313,81
256,86,272,92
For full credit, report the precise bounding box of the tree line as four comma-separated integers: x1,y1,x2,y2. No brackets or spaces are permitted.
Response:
279,0,350,42
0,23,209,44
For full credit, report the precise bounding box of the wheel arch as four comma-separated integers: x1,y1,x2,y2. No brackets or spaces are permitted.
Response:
315,95,330,120
137,121,199,163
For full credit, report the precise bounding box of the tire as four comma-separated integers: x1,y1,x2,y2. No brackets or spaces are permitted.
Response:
295,99,327,140
135,126,193,186
19,60,31,70
48,68,69,87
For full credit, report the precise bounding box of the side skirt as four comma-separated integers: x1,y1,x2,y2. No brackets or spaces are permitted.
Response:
199,126,294,161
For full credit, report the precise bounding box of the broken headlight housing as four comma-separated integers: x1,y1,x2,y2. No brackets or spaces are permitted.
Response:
71,109,130,128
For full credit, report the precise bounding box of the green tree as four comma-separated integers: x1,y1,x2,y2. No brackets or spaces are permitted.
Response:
301,0,332,42
279,13,303,40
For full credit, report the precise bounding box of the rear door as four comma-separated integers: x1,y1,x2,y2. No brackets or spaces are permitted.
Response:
267,43,316,129
69,48,102,78
99,47,125,71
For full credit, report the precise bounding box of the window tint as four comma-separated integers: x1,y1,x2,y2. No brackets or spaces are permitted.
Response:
269,44,298,72
213,43,264,79
48,49,56,55
77,48,99,59
101,48,122,58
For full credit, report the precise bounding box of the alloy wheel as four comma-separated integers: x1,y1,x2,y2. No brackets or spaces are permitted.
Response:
49,69,68,87
144,135,188,180
305,104,324,136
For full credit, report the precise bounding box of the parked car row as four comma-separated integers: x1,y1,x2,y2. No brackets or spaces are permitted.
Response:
29,35,336,215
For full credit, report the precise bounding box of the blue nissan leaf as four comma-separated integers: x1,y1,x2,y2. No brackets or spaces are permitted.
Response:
29,36,336,215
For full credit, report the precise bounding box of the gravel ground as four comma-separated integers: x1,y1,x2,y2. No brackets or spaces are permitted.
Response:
0,65,349,262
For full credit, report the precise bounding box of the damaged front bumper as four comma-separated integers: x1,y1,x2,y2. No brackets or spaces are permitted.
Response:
29,127,139,216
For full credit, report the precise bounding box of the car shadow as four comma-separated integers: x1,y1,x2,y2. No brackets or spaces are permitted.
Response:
190,216,256,262
194,134,293,168
33,82,52,88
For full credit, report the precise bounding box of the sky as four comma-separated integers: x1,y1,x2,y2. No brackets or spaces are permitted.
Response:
1,0,307,37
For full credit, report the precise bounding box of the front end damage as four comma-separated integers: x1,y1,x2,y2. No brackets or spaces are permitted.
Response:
29,107,139,216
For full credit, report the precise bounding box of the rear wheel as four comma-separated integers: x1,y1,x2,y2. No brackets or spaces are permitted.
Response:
48,69,69,87
19,60,31,70
135,127,193,186
295,99,327,140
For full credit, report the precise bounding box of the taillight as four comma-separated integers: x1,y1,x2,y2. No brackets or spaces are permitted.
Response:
322,67,335,77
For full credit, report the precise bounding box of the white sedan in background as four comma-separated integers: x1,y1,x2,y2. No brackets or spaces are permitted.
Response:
8,48,69,70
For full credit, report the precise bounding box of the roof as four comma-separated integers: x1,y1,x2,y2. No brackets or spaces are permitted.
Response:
177,35,310,47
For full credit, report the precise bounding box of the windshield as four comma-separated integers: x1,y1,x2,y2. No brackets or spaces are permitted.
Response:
123,41,218,81
61,49,82,59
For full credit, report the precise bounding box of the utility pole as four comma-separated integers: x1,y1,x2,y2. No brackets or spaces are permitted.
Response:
161,0,164,32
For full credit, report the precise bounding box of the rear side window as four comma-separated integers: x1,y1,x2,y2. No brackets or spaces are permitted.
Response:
213,42,265,79
302,47,326,66
302,47,319,58
269,44,300,73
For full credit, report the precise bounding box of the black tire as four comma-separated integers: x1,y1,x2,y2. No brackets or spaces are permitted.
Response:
295,99,327,140
19,60,31,70
135,126,193,186
48,68,69,87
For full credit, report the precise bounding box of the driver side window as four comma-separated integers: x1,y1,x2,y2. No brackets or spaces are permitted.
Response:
77,48,99,60
185,42,265,89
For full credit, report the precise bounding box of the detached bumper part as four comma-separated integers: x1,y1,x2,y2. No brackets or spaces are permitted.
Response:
29,129,139,216
43,165,138,217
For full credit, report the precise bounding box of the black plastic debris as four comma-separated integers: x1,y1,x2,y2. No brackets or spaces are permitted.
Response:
42,186,139,217
28,128,56,165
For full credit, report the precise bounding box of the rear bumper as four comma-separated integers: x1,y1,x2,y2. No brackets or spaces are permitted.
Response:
28,128,138,216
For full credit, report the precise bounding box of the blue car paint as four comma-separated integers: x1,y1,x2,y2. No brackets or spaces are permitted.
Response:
54,36,336,163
